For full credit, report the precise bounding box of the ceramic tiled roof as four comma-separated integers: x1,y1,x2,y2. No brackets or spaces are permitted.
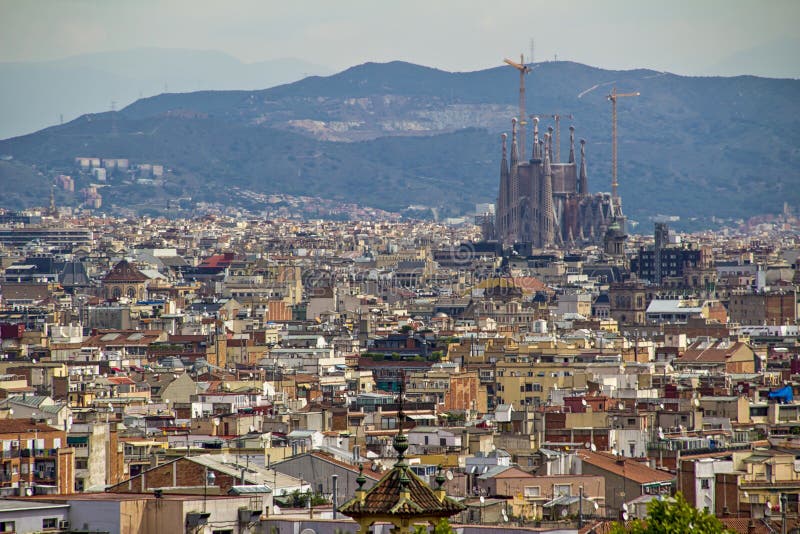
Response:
338,465,464,518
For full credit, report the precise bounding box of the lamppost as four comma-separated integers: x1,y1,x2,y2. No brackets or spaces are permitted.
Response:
203,467,216,513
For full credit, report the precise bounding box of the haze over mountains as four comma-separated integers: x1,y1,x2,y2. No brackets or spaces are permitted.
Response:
1,57,798,229
0,48,332,139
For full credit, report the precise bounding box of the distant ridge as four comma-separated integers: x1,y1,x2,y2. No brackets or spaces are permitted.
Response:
1,60,798,229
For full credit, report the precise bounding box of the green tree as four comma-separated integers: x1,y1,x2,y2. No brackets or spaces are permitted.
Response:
413,519,455,534
610,492,733,534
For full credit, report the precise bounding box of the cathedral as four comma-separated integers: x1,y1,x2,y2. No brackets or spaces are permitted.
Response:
489,116,621,249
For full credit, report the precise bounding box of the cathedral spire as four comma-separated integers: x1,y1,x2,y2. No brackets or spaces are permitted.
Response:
541,134,555,247
500,133,509,178
532,116,540,159
568,126,576,164
510,118,519,169
579,139,589,196
547,126,554,162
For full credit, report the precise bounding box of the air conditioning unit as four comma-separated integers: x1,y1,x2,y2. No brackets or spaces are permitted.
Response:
59,520,70,530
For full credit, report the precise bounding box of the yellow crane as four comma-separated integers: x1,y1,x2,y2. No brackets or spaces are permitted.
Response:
607,87,639,201
504,55,531,159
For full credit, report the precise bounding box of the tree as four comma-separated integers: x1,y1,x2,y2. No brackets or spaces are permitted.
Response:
413,519,455,534
610,492,733,534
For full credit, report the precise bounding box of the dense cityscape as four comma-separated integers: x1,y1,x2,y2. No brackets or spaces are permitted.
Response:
1,2,799,534
0,182,797,533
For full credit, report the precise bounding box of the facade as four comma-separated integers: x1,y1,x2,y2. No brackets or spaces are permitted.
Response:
102,260,148,301
728,289,797,326
0,420,74,496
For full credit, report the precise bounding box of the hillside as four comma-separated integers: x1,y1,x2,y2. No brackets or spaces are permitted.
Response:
0,60,798,228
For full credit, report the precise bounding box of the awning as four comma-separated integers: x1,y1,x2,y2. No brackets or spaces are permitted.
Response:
543,495,580,508
67,436,88,445
406,414,435,420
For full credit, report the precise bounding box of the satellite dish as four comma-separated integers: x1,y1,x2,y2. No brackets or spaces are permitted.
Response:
8,409,13,416
446,470,454,481
659,403,665,410
479,496,485,504
611,447,618,456
581,398,588,407
213,419,220,426
584,442,591,449
164,399,170,404
622,511,629,521
593,501,599,511
561,508,568,518
693,398,700,407
25,487,33,496
502,510,509,522
622,503,629,512
618,402,624,411
590,443,597,452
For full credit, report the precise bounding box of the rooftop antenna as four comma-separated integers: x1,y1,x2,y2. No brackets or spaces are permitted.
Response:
529,38,535,66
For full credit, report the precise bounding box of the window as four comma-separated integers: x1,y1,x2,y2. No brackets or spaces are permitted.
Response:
524,486,541,497
554,484,571,497
700,479,710,489
0,522,15,533
43,518,58,530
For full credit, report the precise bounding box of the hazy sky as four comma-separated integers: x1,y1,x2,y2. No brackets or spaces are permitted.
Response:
1,0,798,77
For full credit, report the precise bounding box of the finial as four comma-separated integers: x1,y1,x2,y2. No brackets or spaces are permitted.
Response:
399,469,410,493
393,371,409,466
356,463,366,490
435,465,446,489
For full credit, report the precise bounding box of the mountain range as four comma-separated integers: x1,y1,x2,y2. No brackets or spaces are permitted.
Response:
1,59,798,229
0,48,332,140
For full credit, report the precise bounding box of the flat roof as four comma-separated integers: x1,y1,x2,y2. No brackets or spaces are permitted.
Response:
0,499,69,512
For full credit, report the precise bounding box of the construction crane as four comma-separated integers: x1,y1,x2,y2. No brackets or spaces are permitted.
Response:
607,87,640,202
504,55,531,160
532,113,574,162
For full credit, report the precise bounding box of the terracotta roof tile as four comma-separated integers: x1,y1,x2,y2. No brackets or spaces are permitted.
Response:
339,466,464,518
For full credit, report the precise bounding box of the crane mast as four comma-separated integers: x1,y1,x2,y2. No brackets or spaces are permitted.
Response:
504,55,531,160
607,87,640,204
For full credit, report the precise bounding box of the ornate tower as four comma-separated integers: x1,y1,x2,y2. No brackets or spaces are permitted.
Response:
579,139,589,196
541,135,555,247
338,397,464,534
497,133,509,239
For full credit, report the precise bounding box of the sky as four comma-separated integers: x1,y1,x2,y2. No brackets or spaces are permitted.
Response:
1,0,798,77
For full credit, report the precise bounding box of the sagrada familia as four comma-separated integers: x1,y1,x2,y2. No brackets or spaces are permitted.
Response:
486,116,622,250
